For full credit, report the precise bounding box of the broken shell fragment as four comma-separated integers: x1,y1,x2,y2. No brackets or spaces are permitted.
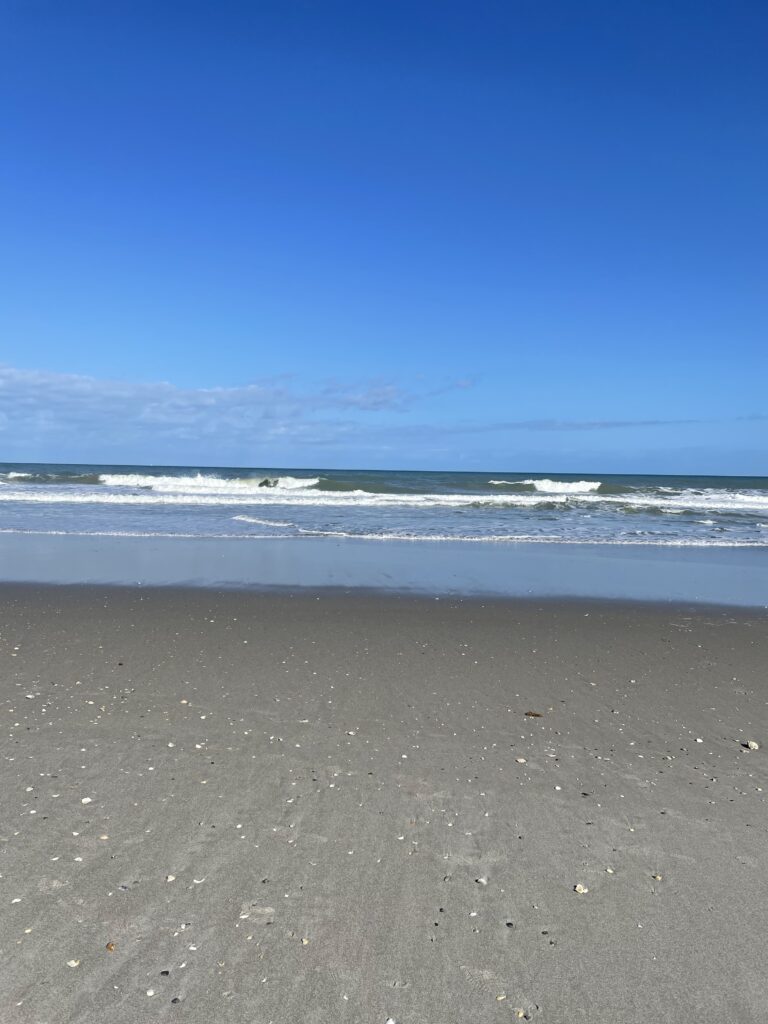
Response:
746,740,760,750
574,883,589,894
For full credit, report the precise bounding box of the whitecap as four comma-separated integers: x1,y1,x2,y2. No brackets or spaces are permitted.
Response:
98,472,320,492
519,478,602,494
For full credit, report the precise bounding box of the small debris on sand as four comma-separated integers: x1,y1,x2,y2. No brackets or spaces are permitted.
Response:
525,711,543,718
6,579,768,1024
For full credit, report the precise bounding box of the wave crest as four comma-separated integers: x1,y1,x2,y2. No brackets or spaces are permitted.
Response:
490,478,602,494
98,473,320,492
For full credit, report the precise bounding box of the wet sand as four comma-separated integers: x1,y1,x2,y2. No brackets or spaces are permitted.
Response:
2,531,768,606
2,584,768,1023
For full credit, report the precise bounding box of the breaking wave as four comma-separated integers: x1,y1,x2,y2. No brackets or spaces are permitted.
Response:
98,473,320,492
2,464,768,548
490,478,602,494
1,482,768,514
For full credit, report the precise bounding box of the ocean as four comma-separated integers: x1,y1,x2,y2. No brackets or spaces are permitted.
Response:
1,463,767,547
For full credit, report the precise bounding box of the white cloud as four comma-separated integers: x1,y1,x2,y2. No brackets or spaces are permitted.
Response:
0,364,761,466
0,365,464,460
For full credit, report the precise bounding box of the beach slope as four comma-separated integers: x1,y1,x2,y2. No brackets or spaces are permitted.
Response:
2,586,767,1023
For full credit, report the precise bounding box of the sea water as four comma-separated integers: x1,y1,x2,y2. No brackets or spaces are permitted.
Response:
1,463,767,547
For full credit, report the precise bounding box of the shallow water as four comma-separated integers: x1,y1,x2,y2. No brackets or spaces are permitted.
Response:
1,533,767,607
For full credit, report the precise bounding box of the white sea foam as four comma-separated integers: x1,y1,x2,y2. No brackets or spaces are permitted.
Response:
490,478,602,493
283,529,768,547
0,487,563,509
98,473,320,492
233,514,295,527
0,526,763,546
522,478,602,493
2,483,768,514
619,490,768,513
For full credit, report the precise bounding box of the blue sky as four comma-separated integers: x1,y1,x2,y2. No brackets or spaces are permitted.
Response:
1,0,766,472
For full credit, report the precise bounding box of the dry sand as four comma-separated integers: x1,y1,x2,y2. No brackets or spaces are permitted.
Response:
2,584,767,1023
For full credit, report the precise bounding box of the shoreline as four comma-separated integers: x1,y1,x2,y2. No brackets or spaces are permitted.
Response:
1,532,767,606
2,577,768,618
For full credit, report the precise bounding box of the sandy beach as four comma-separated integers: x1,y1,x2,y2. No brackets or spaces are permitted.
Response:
3,584,767,1023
